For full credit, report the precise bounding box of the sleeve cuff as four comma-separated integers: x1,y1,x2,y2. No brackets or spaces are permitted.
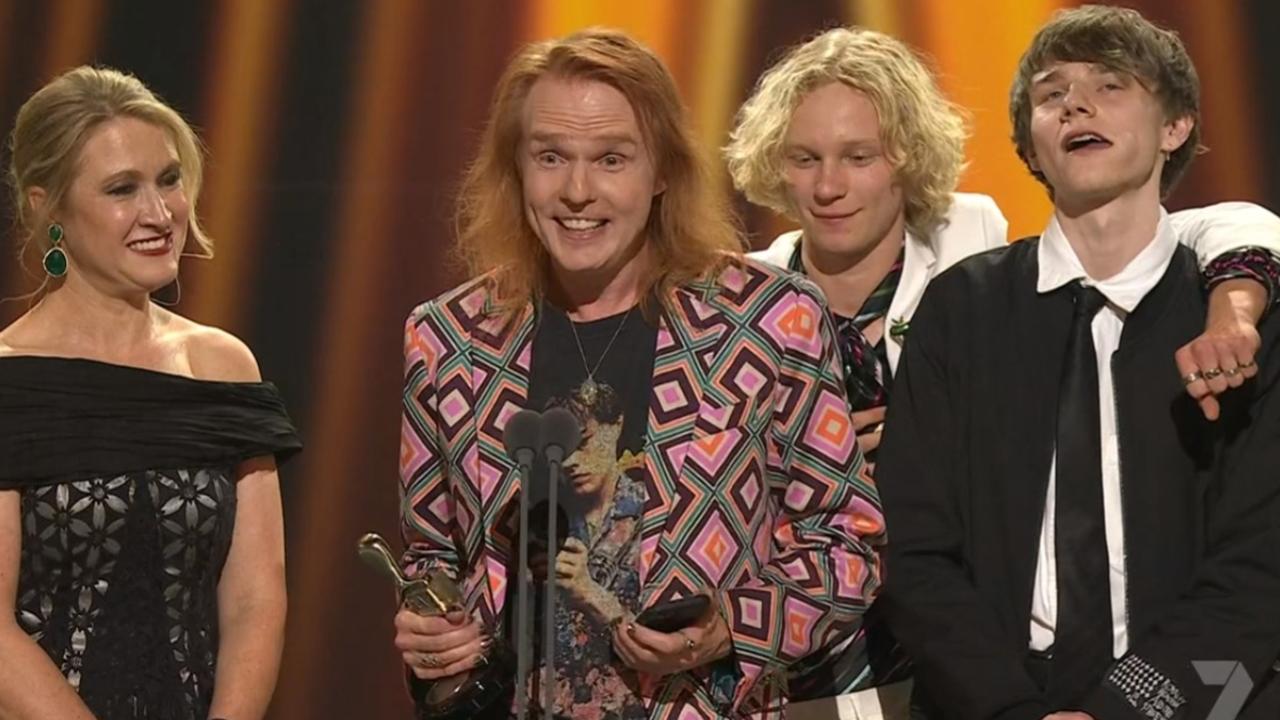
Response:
405,667,432,720
706,652,743,714
1204,247,1280,312
1078,654,1187,720
713,587,787,714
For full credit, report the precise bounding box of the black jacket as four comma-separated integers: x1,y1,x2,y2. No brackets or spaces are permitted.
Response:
876,239,1280,720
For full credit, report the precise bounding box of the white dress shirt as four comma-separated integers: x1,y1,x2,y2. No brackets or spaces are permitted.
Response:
1029,209,1179,659
749,197,1280,379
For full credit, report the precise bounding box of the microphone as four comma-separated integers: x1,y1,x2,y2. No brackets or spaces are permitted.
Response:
502,409,542,468
540,407,582,465
537,407,581,718
528,405,580,554
501,408,541,720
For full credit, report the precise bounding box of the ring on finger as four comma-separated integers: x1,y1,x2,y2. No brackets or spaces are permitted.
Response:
420,652,444,669
1224,366,1241,377
1203,367,1223,380
1182,370,1204,385
679,631,695,652
1240,359,1257,369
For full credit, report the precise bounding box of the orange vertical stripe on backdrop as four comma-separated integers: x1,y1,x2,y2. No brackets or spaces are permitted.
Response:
186,0,292,330
0,0,16,326
521,0,685,82
1177,2,1265,202
38,0,105,79
0,0,16,107
690,0,751,198
847,0,902,37
270,1,427,719
0,0,17,307
911,0,1065,241
1,0,105,307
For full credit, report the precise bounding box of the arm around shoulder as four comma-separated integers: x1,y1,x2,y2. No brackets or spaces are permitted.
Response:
1168,201,1280,268
947,192,1009,251
1081,324,1280,720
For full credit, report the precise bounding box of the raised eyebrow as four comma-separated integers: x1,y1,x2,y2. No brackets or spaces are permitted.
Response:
591,134,639,150
527,132,639,147
597,145,638,156
1031,69,1063,87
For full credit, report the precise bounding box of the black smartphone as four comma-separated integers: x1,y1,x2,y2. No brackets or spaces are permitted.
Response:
634,594,710,634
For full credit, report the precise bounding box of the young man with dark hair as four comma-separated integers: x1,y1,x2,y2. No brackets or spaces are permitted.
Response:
876,6,1280,719
728,21,1280,720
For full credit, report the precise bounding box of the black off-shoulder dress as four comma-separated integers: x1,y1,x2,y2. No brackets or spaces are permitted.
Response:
0,357,302,720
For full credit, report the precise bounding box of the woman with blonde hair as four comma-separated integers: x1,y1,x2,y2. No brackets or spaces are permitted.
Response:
727,25,1280,720
0,66,300,719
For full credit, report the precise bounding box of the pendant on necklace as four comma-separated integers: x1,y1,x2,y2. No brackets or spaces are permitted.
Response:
581,376,599,405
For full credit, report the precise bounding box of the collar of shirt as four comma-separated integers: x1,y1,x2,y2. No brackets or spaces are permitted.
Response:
1035,207,1178,313
788,237,906,327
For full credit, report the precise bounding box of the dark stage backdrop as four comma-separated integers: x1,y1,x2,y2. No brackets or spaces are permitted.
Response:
1,1,1275,717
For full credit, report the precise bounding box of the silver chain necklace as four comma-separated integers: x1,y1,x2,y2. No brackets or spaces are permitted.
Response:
567,306,635,405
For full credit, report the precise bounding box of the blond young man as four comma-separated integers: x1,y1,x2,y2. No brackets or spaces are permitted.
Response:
726,25,1280,720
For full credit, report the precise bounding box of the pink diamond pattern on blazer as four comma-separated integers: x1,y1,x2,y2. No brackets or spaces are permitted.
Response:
398,258,885,718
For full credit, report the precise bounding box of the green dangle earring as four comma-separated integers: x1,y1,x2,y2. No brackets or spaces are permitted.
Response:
43,223,68,277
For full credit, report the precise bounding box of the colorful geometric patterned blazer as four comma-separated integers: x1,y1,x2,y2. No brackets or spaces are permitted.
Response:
399,257,886,718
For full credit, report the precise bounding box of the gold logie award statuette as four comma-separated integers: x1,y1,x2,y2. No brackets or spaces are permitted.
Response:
355,533,515,720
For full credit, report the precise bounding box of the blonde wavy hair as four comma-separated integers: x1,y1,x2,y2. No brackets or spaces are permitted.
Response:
454,28,742,310
7,66,211,279
725,27,968,238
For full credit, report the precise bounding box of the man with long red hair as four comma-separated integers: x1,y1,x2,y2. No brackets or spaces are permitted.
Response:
392,29,884,719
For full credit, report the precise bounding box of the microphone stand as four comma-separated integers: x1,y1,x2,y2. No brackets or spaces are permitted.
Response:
538,408,581,720
516,453,532,720
543,449,561,719
503,409,541,720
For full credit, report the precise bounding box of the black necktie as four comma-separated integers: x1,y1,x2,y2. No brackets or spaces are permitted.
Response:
1049,282,1113,706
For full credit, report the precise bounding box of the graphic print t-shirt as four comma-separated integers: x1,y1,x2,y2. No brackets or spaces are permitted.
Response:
520,302,657,719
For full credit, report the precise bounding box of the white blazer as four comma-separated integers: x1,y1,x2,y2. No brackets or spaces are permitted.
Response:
749,193,1280,375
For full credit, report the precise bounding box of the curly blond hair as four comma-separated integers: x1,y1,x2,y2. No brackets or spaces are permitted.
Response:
725,27,968,237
